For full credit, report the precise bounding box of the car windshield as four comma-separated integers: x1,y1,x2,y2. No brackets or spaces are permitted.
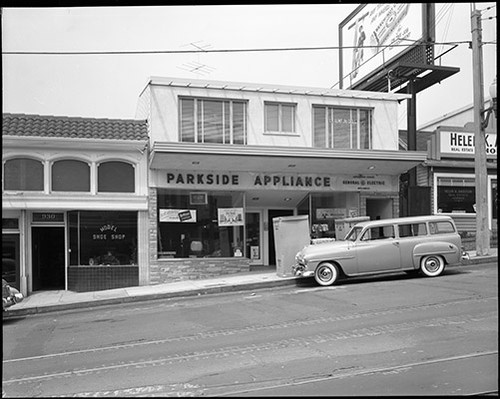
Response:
345,226,363,241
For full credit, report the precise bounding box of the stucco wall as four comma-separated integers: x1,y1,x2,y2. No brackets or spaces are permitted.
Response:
145,81,402,150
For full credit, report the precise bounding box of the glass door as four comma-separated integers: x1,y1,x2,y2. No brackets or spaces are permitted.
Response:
245,212,262,265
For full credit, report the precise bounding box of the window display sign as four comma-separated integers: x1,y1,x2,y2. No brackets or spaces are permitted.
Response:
316,208,346,220
190,192,207,205
159,209,197,223
218,208,244,226
437,186,475,214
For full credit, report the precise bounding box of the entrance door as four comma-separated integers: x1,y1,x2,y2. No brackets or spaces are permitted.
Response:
268,209,294,266
245,212,262,265
2,234,20,289
32,227,65,291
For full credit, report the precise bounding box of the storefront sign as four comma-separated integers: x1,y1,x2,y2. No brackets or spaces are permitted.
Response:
439,130,497,157
156,171,398,192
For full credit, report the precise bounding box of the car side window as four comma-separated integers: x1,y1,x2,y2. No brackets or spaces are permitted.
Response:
399,223,427,238
429,221,455,235
361,225,394,241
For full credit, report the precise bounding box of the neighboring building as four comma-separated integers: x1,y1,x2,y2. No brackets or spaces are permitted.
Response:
399,99,497,247
136,76,427,284
2,113,150,295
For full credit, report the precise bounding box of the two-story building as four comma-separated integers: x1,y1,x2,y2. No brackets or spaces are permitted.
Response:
136,77,427,284
2,114,150,295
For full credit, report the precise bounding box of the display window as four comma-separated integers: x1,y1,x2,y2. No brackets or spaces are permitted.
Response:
157,189,244,258
298,192,360,239
68,211,137,266
436,177,475,214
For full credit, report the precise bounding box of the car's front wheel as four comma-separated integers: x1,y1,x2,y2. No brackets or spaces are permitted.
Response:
314,262,339,286
420,255,445,277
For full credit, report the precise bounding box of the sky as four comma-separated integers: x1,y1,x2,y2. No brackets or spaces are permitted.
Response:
2,3,497,129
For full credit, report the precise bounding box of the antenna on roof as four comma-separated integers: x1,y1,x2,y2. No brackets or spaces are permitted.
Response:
177,41,216,77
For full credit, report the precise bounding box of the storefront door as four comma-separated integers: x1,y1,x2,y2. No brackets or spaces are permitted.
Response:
32,227,65,291
245,211,262,265
2,234,20,289
268,209,294,265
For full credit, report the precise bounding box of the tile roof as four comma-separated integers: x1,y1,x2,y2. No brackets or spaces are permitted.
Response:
2,113,149,141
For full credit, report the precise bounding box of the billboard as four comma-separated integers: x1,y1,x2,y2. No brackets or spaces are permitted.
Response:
339,4,425,89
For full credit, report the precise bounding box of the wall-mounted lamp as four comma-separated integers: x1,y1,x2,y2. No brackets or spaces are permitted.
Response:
481,76,497,129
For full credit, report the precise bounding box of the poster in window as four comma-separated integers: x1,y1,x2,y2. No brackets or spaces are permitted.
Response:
190,192,207,205
159,209,197,223
218,208,244,226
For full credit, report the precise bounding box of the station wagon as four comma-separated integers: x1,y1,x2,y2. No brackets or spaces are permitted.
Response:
293,215,466,286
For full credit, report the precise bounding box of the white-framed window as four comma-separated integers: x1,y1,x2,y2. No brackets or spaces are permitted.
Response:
264,102,296,134
179,97,247,145
433,173,497,230
3,157,44,191
313,106,372,149
52,159,90,192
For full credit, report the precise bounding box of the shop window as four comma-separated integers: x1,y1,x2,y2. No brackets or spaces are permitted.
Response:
157,189,244,258
436,177,475,214
313,106,372,149
52,160,90,192
98,161,135,193
310,192,359,239
264,102,296,133
4,158,44,191
179,97,247,145
68,211,137,266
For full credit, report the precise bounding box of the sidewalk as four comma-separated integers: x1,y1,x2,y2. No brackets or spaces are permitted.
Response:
5,248,497,317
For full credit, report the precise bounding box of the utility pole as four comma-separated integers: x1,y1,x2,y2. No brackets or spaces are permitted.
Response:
470,5,490,256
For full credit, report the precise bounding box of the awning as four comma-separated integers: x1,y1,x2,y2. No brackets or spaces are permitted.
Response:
150,142,427,176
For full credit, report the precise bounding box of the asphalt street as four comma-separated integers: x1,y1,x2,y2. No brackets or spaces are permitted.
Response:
2,262,498,397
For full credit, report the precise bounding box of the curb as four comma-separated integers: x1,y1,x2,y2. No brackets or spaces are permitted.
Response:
4,277,299,317
4,256,497,317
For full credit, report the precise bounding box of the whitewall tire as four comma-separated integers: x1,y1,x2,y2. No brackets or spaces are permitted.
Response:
420,255,445,277
314,262,339,286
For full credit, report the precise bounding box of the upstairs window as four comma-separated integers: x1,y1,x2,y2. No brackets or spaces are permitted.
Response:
98,161,135,193
264,102,296,133
4,158,44,191
313,106,372,149
52,160,90,192
180,98,247,145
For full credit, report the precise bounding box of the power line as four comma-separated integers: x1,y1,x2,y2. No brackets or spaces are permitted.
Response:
1,41,479,56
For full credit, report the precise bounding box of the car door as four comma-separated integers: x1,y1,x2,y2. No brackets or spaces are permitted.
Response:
355,224,401,273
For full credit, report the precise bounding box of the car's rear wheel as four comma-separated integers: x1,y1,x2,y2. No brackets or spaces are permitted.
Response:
314,262,339,286
420,255,445,277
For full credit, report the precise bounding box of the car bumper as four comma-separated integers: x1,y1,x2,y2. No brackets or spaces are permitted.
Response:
293,264,315,278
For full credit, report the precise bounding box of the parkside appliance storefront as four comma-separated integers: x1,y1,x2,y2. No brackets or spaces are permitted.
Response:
138,77,426,284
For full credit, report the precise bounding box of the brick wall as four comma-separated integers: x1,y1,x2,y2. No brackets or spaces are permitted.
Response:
155,258,250,283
